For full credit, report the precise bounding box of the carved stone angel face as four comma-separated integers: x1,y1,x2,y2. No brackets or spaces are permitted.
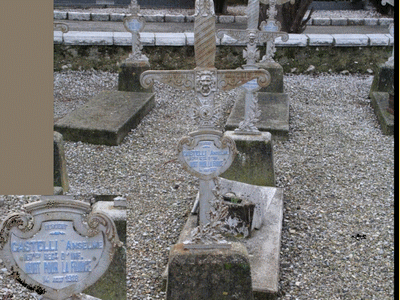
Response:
196,71,216,97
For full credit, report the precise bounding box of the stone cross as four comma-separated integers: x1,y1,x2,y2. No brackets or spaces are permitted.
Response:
140,0,271,225
217,0,268,134
258,0,293,63
123,0,148,62
381,0,394,66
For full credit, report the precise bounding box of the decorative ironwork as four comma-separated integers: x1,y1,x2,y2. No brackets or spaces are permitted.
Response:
53,22,69,33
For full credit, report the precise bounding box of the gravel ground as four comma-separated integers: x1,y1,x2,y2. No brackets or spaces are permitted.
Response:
0,6,394,300
1,70,394,299
54,5,388,19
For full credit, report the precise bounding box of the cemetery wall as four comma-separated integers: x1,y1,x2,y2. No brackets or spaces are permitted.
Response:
54,44,393,74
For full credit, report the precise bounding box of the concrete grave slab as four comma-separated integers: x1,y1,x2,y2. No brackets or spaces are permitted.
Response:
91,13,110,21
313,18,331,26
54,91,155,146
256,61,284,93
276,34,308,47
330,18,348,26
68,12,91,21
369,63,394,96
154,33,186,46
54,31,63,44
164,178,284,299
226,92,289,140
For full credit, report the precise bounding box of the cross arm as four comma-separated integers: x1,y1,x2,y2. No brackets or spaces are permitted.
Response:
257,31,289,43
140,70,195,90
216,29,249,42
217,69,271,91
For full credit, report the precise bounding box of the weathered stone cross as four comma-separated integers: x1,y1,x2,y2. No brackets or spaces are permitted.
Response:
258,0,293,63
123,0,148,63
140,0,271,225
217,0,269,134
381,0,394,67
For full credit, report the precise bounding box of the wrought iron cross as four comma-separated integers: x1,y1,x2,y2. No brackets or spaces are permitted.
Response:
140,0,271,226
123,0,148,62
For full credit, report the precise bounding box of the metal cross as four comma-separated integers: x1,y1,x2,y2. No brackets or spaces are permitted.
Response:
123,0,148,62
140,0,271,225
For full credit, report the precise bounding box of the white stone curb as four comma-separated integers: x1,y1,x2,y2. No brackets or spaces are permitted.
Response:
54,32,394,48
63,31,114,45
53,11,394,26
332,34,369,47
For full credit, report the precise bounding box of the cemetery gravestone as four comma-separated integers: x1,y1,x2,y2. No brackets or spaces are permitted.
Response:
55,1,155,146
0,197,122,300
118,1,152,93
224,0,291,140
140,0,271,225
217,0,276,186
368,0,394,135
140,0,279,298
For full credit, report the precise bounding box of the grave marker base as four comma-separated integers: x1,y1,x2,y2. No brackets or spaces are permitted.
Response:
256,61,284,94
163,178,284,299
369,63,394,98
55,91,155,145
221,131,275,187
225,92,289,140
118,60,153,93
370,92,394,135
167,242,254,300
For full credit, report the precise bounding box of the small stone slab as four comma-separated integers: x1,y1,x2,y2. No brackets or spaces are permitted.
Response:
256,61,284,93
54,91,155,146
226,92,289,140
370,92,394,135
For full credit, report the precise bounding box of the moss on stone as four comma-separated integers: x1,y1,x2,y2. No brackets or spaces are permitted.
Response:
54,45,392,75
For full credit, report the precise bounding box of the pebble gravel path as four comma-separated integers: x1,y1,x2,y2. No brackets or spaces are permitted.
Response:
1,70,394,299
0,6,394,300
